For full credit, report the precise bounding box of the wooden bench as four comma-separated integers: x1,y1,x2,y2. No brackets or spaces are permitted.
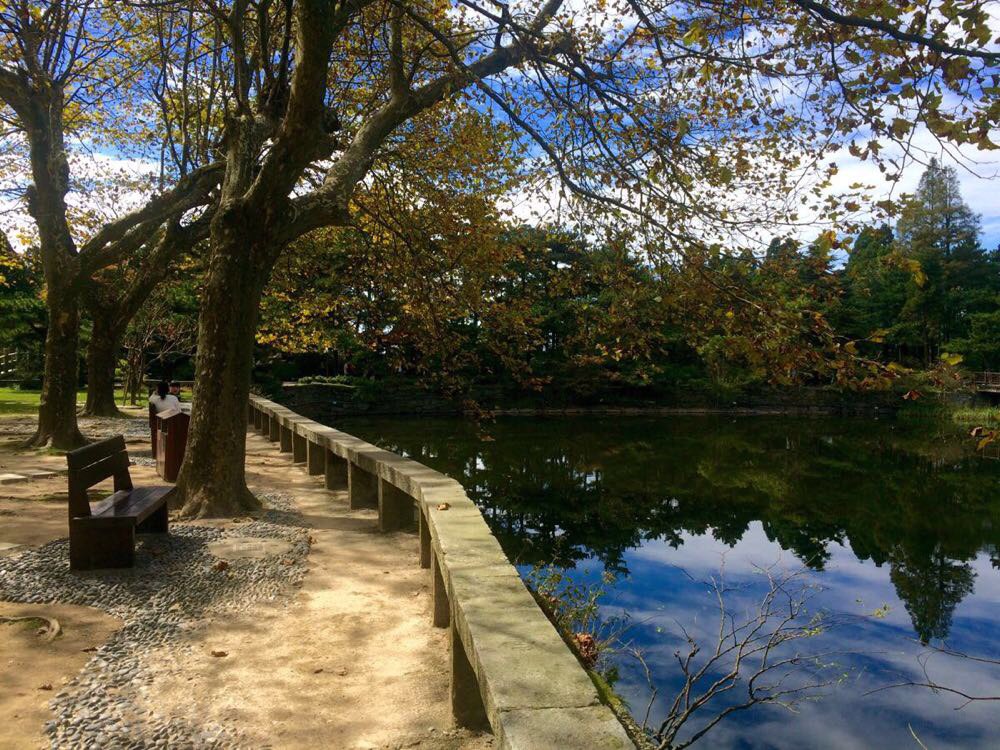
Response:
66,435,174,571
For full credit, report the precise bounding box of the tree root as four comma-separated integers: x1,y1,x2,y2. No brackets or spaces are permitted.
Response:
25,427,88,451
174,483,262,520
1,615,63,641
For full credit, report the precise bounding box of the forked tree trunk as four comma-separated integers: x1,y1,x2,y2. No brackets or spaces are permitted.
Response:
174,227,267,518
30,289,85,449
83,316,124,417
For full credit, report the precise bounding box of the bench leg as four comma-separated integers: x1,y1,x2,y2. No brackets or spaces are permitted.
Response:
293,433,308,464
70,521,136,571
378,479,413,532
325,449,348,490
432,551,450,628
419,509,431,569
451,625,489,730
348,463,378,509
137,502,169,535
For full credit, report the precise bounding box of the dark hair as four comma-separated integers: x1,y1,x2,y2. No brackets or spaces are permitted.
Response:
156,380,169,398
169,381,181,388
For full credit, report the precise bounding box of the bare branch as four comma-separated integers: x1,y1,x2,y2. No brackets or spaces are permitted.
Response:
78,162,223,273
788,0,1000,62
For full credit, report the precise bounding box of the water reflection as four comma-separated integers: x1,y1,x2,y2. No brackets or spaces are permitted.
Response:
333,415,1000,748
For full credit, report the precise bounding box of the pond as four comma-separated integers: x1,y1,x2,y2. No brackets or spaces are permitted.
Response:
333,414,1000,749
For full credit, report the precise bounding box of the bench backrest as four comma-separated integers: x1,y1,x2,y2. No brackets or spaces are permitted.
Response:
66,435,133,519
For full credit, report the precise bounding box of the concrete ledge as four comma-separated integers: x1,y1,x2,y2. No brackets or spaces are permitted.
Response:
248,396,633,749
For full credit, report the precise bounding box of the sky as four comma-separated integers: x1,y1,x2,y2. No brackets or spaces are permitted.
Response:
495,1,1000,252
4,127,998,254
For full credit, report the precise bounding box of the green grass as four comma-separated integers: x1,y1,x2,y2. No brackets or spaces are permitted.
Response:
3,616,50,633
0,387,44,415
0,387,134,416
951,406,1000,426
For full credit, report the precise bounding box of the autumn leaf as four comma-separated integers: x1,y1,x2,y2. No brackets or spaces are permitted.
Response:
939,353,963,367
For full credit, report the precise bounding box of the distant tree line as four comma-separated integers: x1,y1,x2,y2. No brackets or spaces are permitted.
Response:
255,160,1000,396
836,160,1000,370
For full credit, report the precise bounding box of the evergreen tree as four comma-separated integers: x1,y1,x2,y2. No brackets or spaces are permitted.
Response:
0,233,46,354
891,160,996,363
840,224,906,347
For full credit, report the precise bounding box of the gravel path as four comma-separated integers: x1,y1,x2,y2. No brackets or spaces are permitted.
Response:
0,415,152,441
0,492,310,749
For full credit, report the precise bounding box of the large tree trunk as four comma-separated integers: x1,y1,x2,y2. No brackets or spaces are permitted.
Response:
174,223,267,518
83,315,123,417
21,85,85,450
30,289,85,449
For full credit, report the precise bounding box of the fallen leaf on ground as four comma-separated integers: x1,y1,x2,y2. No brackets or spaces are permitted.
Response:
213,560,230,572
313,668,324,674
211,650,228,658
38,684,52,691
436,503,450,511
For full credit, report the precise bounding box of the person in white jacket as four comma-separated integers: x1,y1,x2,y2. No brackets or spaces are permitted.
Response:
148,380,180,414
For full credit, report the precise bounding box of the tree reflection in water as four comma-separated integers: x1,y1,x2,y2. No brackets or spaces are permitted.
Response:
333,414,1000,748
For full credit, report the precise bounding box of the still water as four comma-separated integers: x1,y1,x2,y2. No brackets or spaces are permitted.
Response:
335,415,1000,749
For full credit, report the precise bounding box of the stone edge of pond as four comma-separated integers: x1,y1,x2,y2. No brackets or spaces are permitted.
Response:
248,396,635,750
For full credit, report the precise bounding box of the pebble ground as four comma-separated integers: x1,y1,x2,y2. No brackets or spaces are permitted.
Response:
0,492,310,749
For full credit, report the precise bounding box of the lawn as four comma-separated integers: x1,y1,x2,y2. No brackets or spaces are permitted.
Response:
0,388,44,415
0,388,134,416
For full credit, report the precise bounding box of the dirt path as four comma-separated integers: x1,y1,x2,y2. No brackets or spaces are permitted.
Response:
0,418,491,749
135,432,493,749
0,603,121,750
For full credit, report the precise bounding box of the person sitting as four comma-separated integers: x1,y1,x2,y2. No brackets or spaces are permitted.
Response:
148,380,181,414
169,381,182,400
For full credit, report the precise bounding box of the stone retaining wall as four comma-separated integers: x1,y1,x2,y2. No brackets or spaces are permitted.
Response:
247,396,633,749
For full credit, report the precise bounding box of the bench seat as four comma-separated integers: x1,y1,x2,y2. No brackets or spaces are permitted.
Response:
86,486,175,524
66,436,173,570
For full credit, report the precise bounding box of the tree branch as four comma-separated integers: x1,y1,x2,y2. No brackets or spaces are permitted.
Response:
78,161,223,273
788,0,1000,62
280,0,568,242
